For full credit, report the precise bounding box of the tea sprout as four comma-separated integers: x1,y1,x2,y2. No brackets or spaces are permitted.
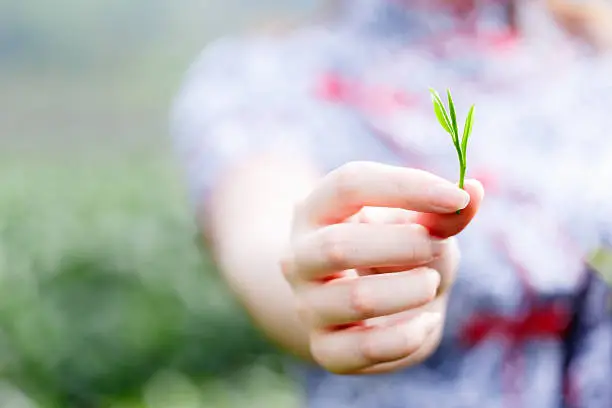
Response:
429,88,475,191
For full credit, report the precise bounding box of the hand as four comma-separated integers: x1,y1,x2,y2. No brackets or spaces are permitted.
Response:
280,162,484,374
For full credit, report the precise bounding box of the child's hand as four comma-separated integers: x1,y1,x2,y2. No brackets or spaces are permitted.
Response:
280,161,484,374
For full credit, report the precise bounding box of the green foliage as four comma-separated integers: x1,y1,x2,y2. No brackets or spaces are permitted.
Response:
0,159,288,407
429,88,475,190
0,2,314,406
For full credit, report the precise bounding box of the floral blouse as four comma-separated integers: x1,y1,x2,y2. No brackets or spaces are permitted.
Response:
171,1,612,406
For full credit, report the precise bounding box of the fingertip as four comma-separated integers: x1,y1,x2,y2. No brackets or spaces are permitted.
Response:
458,188,471,210
417,179,484,239
463,179,485,202
457,179,484,213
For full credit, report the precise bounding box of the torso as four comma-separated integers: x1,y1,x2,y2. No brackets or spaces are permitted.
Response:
189,1,612,406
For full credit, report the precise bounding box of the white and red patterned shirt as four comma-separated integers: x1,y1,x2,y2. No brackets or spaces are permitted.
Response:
171,1,612,407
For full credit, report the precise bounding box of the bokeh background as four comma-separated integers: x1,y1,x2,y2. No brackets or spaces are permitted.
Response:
0,1,313,407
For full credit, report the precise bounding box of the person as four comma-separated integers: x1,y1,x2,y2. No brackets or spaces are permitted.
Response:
170,1,612,406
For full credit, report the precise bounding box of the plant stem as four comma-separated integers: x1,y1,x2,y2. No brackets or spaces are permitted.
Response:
456,165,466,214
459,166,466,190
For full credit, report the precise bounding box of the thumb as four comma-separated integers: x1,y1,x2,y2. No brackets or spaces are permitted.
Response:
416,179,485,239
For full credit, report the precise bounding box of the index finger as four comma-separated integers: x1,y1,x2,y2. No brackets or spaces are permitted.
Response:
297,162,470,227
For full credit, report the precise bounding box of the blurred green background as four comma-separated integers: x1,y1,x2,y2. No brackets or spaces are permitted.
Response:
0,1,313,407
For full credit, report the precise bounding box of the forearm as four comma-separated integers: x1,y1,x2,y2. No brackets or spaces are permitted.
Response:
203,152,320,361
212,238,312,361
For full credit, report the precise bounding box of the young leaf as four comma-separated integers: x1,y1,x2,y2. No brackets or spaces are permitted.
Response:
446,89,459,139
429,87,475,198
429,89,453,137
445,90,463,165
461,104,475,163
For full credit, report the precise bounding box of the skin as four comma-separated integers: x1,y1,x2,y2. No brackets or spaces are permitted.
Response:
206,153,483,375
199,0,612,376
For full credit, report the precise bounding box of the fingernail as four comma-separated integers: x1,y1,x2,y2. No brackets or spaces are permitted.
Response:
430,184,470,212
423,268,441,299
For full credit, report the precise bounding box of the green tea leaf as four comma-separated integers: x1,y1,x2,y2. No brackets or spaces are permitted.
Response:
461,104,475,163
447,89,459,139
445,90,463,163
429,87,474,195
429,89,453,137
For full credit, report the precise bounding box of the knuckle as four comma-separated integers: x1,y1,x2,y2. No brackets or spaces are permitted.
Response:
404,333,427,357
333,162,367,204
298,289,327,328
358,338,378,364
309,336,334,370
313,352,354,375
401,327,426,356
358,333,404,365
279,253,296,284
295,298,313,326
310,333,360,375
359,325,424,366
416,268,441,300
349,279,376,320
409,223,430,241
408,224,434,260
413,240,431,262
405,240,428,265
318,227,349,270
